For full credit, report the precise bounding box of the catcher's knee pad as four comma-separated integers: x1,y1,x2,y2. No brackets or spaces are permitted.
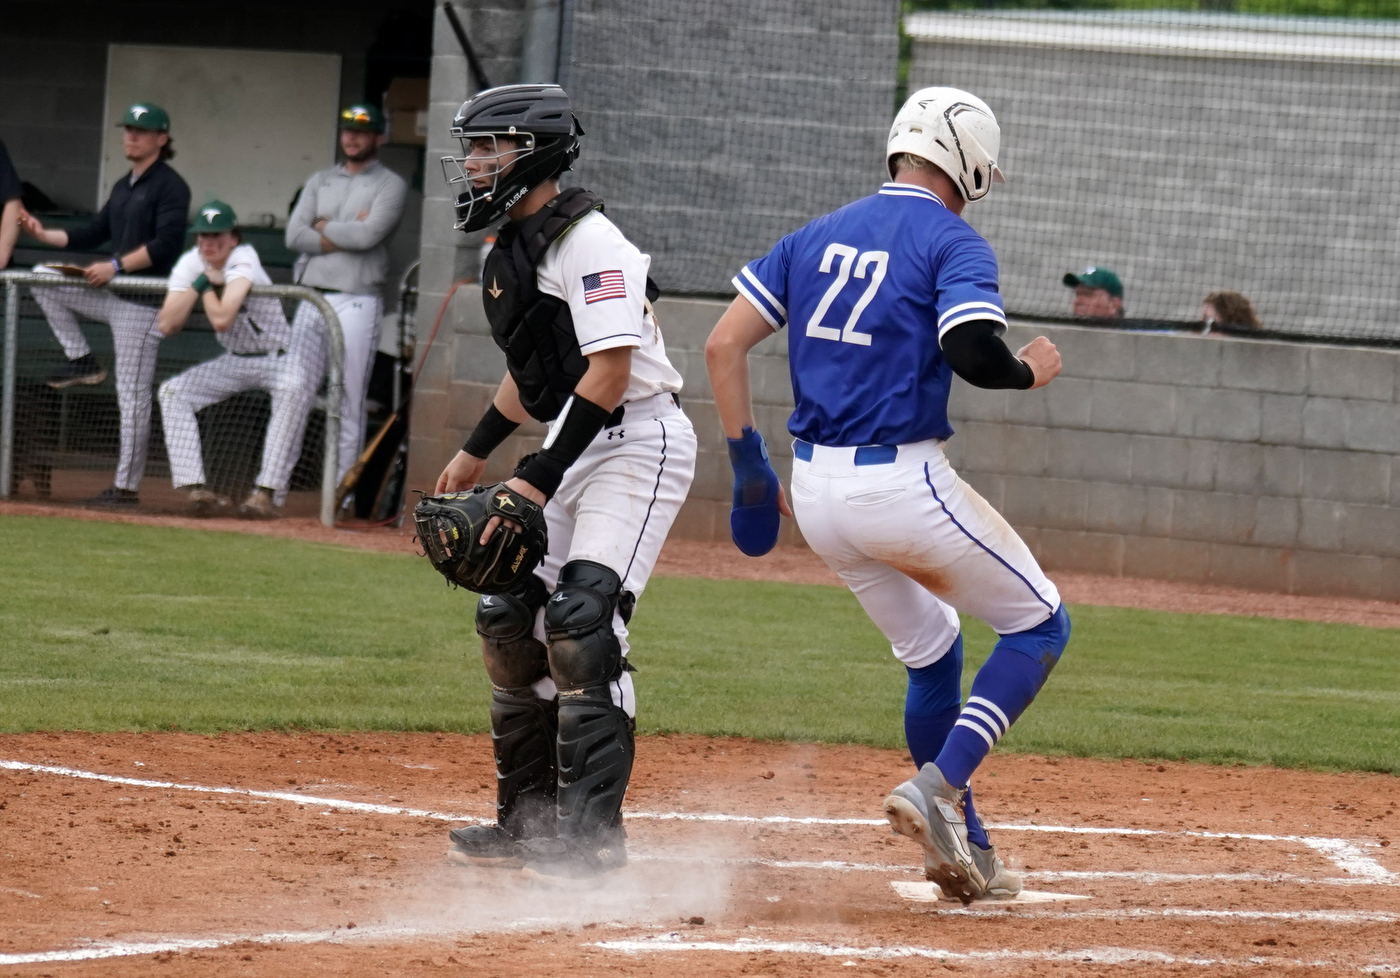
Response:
543,560,633,692
489,687,559,838
476,574,550,692
555,685,635,840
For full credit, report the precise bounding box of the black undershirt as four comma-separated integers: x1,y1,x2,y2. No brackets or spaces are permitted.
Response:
940,319,1034,390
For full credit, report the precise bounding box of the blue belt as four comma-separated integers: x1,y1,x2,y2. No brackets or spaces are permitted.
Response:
793,440,898,465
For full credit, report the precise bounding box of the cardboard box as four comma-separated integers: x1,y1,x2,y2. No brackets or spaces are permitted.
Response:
385,77,429,146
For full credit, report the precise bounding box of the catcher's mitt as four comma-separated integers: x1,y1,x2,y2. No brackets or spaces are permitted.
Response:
414,484,548,594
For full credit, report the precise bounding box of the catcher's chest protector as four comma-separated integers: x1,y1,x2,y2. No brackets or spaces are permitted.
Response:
481,188,659,423
482,188,603,423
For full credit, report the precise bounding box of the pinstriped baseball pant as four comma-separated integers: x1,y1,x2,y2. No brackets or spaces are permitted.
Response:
31,269,161,492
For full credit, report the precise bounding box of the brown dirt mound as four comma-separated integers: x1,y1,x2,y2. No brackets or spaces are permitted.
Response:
1,732,1397,976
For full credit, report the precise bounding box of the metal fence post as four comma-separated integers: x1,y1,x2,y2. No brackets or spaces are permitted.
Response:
0,280,17,499
301,290,345,528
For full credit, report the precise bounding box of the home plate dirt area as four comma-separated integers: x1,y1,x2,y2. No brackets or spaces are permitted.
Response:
1,733,1397,976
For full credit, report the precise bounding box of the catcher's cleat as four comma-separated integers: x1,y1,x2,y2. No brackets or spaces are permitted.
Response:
238,487,279,520
883,762,985,905
518,832,627,884
446,824,525,867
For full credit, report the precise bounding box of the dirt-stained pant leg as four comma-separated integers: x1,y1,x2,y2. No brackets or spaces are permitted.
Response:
791,438,1059,658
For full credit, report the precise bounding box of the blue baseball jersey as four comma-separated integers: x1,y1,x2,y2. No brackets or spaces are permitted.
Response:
734,182,1006,447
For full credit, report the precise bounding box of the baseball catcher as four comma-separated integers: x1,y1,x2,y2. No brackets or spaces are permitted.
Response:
427,84,697,882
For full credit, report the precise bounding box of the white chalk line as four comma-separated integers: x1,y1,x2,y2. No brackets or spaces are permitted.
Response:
918,906,1400,924
629,853,1388,887
3,759,1394,882
593,933,1400,971
0,923,432,967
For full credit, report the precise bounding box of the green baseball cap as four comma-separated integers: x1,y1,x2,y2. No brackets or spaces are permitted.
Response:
338,103,385,133
118,102,171,132
191,200,238,233
1063,266,1123,298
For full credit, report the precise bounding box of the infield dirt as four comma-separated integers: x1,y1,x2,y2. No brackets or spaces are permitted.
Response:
2,731,1398,976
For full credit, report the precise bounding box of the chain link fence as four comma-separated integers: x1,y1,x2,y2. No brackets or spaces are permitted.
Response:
0,272,345,526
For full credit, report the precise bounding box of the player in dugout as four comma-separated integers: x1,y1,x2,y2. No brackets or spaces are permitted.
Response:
156,201,322,519
0,137,23,270
285,104,407,493
21,102,191,507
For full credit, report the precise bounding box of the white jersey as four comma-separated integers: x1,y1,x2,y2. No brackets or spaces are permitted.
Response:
535,210,683,403
168,244,292,355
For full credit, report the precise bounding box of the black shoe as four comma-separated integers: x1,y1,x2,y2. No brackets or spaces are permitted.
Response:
519,833,627,883
84,486,139,508
446,824,525,867
45,354,107,389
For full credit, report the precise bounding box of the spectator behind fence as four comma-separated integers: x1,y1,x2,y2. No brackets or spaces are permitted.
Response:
157,201,323,520
0,138,22,270
285,103,406,490
1201,290,1261,334
1063,265,1124,320
20,102,191,507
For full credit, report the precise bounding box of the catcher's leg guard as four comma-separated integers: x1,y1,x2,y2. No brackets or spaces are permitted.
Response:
450,577,557,864
527,560,635,877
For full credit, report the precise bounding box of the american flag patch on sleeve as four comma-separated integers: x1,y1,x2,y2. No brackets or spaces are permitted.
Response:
582,270,627,304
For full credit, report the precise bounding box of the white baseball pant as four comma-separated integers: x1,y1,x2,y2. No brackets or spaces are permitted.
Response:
790,438,1060,669
158,350,320,504
31,267,162,492
290,292,380,482
524,392,698,717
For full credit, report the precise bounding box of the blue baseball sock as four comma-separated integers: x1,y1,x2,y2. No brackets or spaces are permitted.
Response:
903,634,963,768
935,604,1071,790
901,634,988,848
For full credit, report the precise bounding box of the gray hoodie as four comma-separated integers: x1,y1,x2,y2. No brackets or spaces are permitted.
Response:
286,160,407,296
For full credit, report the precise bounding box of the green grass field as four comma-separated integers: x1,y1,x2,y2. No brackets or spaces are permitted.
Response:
1,515,1396,773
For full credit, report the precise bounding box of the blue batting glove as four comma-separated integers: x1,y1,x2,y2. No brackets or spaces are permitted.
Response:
727,426,781,557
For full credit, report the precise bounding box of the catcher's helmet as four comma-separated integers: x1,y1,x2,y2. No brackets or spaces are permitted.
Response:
440,84,583,232
887,87,1005,203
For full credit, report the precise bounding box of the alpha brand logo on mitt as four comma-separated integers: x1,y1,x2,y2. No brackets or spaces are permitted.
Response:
413,484,548,594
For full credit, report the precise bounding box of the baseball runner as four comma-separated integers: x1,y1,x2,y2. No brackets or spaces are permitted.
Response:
21,102,191,507
422,83,696,881
286,104,407,488
156,201,320,518
706,88,1070,903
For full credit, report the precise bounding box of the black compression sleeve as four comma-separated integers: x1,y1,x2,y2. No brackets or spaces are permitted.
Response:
940,319,1035,390
462,404,520,458
515,394,613,499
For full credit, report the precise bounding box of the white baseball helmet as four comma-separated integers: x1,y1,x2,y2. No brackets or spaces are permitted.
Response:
887,87,1006,202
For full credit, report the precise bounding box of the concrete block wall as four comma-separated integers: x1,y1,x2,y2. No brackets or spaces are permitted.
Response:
942,323,1400,601
562,0,899,295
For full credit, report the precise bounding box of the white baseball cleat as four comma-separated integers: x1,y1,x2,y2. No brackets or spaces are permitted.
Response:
883,762,985,904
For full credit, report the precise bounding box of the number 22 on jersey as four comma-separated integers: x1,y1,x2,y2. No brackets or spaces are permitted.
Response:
805,243,889,347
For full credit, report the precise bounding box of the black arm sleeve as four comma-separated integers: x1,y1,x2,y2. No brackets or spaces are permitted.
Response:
515,394,613,499
940,319,1035,390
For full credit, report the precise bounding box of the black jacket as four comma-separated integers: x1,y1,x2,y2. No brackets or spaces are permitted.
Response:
66,160,191,276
